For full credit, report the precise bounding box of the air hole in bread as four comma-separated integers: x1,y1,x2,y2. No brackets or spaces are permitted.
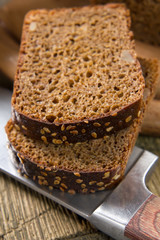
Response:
53,97,59,104
118,92,123,98
46,115,56,122
57,112,63,118
72,98,77,104
93,106,98,112
63,95,70,102
86,71,92,78
119,73,125,79
48,87,56,93
104,107,110,113
68,80,74,88
39,85,45,90
114,86,120,91
48,79,52,84
54,69,60,75
83,56,90,61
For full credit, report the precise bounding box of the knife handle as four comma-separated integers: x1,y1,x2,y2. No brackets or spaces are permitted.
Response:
124,194,160,240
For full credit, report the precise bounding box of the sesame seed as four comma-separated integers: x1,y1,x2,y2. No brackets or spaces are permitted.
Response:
97,182,104,186
51,132,57,137
70,130,78,135
105,183,111,188
137,111,141,118
61,125,65,131
55,176,61,181
40,171,47,176
91,132,97,138
76,179,83,184
45,167,52,171
54,180,60,185
62,136,67,141
15,124,20,131
82,188,88,193
68,189,76,195
81,184,86,188
60,187,65,192
38,176,45,180
40,166,44,170
61,183,68,189
98,187,105,191
103,135,109,140
43,127,51,133
52,139,63,144
111,112,118,117
38,179,43,185
105,122,110,127
40,129,45,135
22,125,27,130
66,125,76,130
125,115,132,123
74,172,81,177
49,186,53,190
112,174,121,180
90,189,95,193
93,122,101,127
41,136,48,144
103,172,110,179
89,181,96,185
81,129,86,133
84,120,89,124
106,126,113,132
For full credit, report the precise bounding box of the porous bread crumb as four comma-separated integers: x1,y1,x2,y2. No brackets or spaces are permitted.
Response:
12,5,144,125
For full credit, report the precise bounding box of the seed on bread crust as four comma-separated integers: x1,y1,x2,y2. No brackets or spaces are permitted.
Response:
91,132,97,138
106,126,113,132
125,115,132,123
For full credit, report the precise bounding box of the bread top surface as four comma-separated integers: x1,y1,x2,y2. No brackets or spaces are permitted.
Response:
12,4,144,125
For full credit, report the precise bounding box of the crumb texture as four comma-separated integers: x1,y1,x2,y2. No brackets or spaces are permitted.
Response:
12,5,144,124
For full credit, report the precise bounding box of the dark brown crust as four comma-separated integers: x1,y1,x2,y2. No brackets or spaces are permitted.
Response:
12,100,141,144
8,143,125,194
11,4,144,144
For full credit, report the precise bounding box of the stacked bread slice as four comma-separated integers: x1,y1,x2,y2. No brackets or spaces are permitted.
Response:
6,4,158,193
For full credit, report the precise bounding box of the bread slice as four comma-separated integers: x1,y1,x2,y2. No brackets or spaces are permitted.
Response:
90,0,160,45
12,4,145,144
6,58,158,193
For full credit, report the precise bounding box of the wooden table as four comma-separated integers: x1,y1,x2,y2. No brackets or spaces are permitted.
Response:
0,134,160,240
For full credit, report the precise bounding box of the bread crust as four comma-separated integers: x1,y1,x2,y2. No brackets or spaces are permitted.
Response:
12,99,141,144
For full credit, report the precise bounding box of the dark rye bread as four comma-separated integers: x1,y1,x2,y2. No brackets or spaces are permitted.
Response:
6,58,158,194
91,0,160,46
11,4,145,144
